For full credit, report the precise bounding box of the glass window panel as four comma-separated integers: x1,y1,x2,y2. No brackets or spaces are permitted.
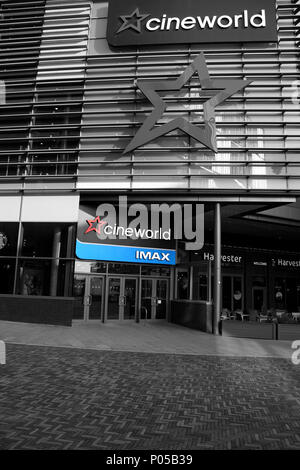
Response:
141,266,170,277
190,178,247,190
177,270,189,300
75,261,107,274
0,223,18,257
222,277,232,311
275,278,286,310
17,259,51,296
108,263,140,275
192,266,208,301
55,260,74,297
21,223,73,258
133,164,189,176
73,275,85,320
248,179,287,190
287,166,300,176
233,277,243,311
0,259,16,294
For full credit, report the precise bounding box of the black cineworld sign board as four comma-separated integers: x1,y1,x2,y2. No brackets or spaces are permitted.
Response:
107,0,278,47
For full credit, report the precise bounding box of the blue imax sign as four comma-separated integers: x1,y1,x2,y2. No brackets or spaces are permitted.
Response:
76,241,176,266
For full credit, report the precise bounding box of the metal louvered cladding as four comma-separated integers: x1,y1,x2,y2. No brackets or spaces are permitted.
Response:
0,0,46,185
0,1,300,193
295,0,300,45
0,0,90,192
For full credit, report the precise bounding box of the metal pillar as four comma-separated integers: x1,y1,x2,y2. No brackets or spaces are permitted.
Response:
50,226,61,297
208,260,212,302
213,203,222,335
64,225,75,297
189,265,193,300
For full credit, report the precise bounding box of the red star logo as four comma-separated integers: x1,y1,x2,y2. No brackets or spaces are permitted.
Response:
85,216,107,235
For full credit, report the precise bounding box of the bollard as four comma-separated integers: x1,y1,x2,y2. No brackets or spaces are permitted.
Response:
0,341,6,365
272,319,279,341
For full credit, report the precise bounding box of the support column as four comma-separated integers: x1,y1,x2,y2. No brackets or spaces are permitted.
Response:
189,265,193,300
213,203,222,335
64,225,75,297
208,260,212,302
50,226,61,297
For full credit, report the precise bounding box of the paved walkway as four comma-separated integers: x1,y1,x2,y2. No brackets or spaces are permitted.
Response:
0,344,299,450
0,320,296,358
0,322,299,450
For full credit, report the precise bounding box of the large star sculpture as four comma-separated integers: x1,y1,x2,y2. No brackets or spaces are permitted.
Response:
116,8,150,35
124,53,251,154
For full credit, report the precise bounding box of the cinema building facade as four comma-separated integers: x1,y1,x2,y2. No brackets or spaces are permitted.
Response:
0,0,300,334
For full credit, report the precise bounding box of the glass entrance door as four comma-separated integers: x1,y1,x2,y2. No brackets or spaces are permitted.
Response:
106,277,138,321
141,278,169,320
74,275,169,323
73,275,86,320
140,279,152,319
73,275,105,321
88,276,104,320
107,277,121,320
253,287,266,313
156,279,168,319
124,278,137,320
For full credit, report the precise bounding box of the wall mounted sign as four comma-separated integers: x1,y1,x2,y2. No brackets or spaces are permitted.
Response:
107,0,278,47
272,258,300,269
76,198,204,266
124,53,251,154
203,252,243,265
233,291,242,301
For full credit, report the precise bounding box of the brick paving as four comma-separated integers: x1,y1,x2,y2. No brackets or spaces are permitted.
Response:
0,320,293,358
0,343,300,450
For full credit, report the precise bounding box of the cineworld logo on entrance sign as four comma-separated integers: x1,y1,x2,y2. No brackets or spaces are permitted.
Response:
107,0,277,46
119,10,267,33
76,197,204,266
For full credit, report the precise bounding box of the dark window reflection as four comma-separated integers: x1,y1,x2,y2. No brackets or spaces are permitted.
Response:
177,271,189,300
90,262,107,273
108,263,139,275
0,259,16,294
141,266,170,277
0,223,18,256
18,260,51,296
17,259,74,297
21,223,73,258
222,276,232,310
192,266,208,301
233,277,242,310
57,260,74,297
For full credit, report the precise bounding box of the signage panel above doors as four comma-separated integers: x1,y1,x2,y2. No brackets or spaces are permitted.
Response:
107,0,278,47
